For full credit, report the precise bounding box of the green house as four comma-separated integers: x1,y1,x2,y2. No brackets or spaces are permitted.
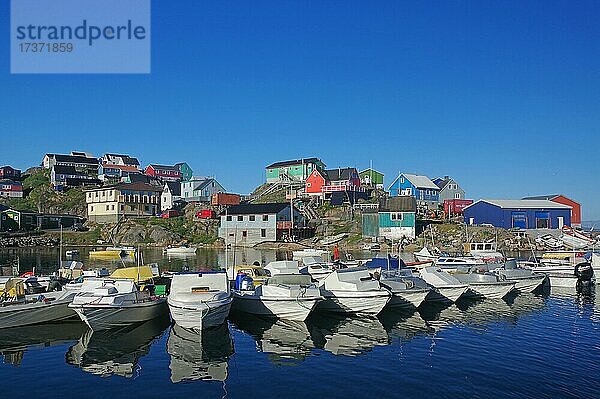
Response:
0,209,38,231
361,196,416,239
175,162,193,181
359,168,384,188
265,158,325,183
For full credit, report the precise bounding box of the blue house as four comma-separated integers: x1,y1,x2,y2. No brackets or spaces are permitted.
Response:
388,173,440,210
463,199,572,229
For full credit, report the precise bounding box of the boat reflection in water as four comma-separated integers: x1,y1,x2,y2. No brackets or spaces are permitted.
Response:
66,316,170,378
378,309,432,342
308,313,389,356
167,322,234,382
419,293,547,331
0,321,85,366
229,311,314,365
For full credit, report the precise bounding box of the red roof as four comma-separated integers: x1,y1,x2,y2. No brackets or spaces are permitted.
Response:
102,163,140,172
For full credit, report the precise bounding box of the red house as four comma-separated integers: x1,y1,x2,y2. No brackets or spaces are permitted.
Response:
0,166,21,180
306,167,362,195
0,180,23,198
523,194,582,228
145,164,182,182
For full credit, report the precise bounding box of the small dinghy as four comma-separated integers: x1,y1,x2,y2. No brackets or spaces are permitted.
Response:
168,271,232,330
164,246,197,255
317,268,391,315
419,267,469,303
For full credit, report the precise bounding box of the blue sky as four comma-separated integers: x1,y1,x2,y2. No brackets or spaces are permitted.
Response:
1,1,599,219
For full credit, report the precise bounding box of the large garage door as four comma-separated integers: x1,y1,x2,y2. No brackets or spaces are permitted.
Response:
511,212,527,229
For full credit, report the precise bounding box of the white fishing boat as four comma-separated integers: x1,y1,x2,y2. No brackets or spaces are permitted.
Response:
419,267,469,303
464,242,504,261
413,247,438,263
168,271,232,330
0,278,78,329
320,233,347,246
264,260,301,276
69,265,167,330
535,234,563,250
232,273,323,321
317,268,391,315
299,256,336,281
292,248,330,260
494,260,547,293
435,256,487,271
378,269,431,309
164,246,197,255
451,272,516,299
560,226,596,249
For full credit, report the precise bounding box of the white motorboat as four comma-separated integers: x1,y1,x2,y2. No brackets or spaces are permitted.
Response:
378,269,431,309
535,234,563,250
168,271,232,330
0,278,78,329
232,273,323,321
451,272,516,300
164,246,197,255
413,247,438,263
299,256,336,281
69,278,167,330
317,268,391,315
292,248,329,261
435,256,487,271
264,260,301,276
520,256,595,289
419,267,469,303
494,260,547,293
464,242,504,261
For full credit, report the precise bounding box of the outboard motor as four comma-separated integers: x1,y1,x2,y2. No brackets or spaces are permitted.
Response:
575,262,594,293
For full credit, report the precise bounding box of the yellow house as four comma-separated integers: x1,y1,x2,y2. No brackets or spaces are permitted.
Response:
85,182,162,223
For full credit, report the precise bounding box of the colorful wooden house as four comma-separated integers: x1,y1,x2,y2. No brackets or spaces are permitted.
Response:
359,168,384,189
362,196,417,239
101,154,140,167
145,164,182,182
0,180,23,198
175,162,193,181
98,163,141,183
305,167,362,195
265,158,325,183
388,173,440,210
0,166,21,180
433,176,465,204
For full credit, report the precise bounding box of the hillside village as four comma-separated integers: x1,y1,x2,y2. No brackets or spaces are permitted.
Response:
0,152,591,252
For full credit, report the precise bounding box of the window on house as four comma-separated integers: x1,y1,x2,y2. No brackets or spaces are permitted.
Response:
111,205,115,210
261,229,266,238
226,216,232,221
391,213,403,221
242,231,247,238
102,191,105,197
400,177,404,183
90,206,94,212
237,215,243,221
249,215,256,221
455,193,461,199
262,215,269,221
106,205,109,211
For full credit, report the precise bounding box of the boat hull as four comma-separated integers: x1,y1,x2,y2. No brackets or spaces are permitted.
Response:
0,294,76,329
462,282,516,299
508,275,547,293
71,299,167,331
317,291,390,315
425,285,468,303
232,294,320,322
168,297,232,330
387,289,430,309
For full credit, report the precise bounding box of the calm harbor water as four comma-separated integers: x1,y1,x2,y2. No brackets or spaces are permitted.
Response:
0,248,599,398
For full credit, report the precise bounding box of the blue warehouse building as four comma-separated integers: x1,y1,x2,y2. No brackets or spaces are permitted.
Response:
463,199,572,229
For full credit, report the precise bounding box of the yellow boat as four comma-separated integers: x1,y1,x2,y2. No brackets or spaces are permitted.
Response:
89,247,136,260
110,265,159,283
233,264,270,286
